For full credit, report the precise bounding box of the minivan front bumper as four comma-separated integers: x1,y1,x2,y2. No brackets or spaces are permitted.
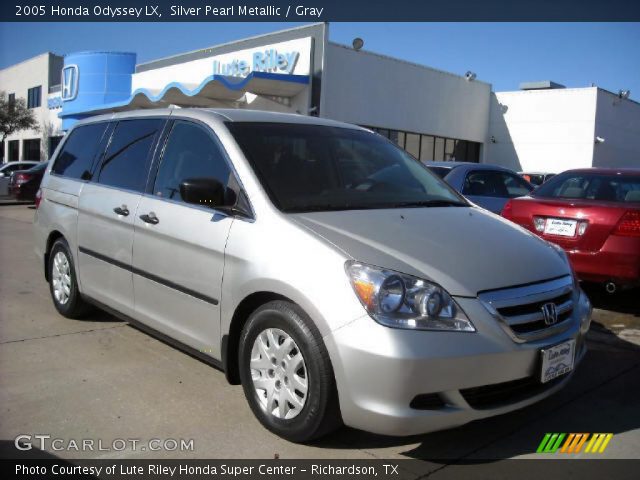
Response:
324,289,591,437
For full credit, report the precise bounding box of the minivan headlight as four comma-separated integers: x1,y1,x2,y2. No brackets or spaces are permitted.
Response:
345,261,475,332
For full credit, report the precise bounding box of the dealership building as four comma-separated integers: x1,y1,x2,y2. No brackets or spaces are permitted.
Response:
1,23,639,172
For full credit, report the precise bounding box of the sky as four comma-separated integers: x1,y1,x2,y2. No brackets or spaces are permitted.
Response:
0,22,639,98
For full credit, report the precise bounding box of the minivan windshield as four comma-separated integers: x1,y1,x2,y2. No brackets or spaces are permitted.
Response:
227,123,468,213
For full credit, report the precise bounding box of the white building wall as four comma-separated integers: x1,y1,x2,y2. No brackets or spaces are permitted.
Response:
321,43,491,145
486,88,598,173
592,89,640,168
0,53,63,162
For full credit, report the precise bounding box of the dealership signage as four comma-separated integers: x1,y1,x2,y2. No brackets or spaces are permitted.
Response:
131,36,312,93
213,50,300,76
61,65,79,101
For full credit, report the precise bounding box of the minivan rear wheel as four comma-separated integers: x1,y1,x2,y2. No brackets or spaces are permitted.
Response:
238,300,342,442
48,238,92,319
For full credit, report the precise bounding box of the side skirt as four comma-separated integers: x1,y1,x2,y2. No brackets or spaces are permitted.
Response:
82,295,226,373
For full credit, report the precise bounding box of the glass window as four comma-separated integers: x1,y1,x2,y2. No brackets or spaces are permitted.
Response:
153,121,232,206
227,122,467,213
467,142,480,162
8,93,15,108
420,135,434,162
434,137,445,161
0,141,4,162
22,139,40,160
48,136,63,159
376,128,390,139
453,140,467,161
405,133,420,158
8,140,19,161
53,123,109,180
463,170,533,198
444,138,455,161
534,173,640,203
97,119,164,192
389,130,405,148
27,86,41,109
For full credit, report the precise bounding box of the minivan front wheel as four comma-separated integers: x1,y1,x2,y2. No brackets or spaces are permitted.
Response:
239,301,341,442
48,238,91,319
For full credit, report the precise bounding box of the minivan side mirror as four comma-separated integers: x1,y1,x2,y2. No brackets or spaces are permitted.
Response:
179,177,227,208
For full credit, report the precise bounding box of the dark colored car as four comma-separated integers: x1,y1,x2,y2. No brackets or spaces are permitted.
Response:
426,162,534,214
9,162,48,202
502,168,640,291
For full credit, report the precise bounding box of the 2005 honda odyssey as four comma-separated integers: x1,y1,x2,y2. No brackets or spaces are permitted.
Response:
34,109,592,442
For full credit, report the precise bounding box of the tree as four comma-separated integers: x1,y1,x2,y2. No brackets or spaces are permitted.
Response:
0,90,39,143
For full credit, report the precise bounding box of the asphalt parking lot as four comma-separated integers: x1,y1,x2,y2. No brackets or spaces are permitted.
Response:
1,203,639,467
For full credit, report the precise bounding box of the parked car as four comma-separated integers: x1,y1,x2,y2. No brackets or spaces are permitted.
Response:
34,109,591,442
520,172,556,186
502,168,640,292
9,162,48,202
426,162,535,213
0,161,39,196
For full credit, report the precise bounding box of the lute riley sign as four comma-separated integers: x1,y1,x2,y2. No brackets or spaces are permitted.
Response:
213,49,300,76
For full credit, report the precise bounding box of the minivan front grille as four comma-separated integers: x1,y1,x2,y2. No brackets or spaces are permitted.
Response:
479,276,575,343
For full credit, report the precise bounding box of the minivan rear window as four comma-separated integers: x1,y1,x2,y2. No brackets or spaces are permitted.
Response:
96,119,164,192
52,122,109,180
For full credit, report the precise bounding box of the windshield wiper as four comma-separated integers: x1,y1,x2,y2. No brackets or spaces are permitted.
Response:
388,199,467,208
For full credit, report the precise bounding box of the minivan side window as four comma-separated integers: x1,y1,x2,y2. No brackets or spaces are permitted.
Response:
97,119,164,192
52,123,109,180
152,121,232,207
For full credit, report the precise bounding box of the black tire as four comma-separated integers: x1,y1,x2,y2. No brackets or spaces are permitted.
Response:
48,238,92,319
239,300,342,443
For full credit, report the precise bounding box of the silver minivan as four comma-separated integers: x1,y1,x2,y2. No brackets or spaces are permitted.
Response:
34,109,592,442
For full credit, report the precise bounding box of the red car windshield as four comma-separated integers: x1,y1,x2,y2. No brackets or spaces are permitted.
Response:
533,172,640,203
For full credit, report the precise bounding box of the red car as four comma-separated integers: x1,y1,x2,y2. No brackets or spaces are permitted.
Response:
502,168,640,292
8,162,48,202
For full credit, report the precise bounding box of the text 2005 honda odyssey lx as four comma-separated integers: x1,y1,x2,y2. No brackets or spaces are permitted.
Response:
34,109,592,442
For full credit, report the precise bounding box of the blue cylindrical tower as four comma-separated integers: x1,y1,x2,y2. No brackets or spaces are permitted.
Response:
60,51,136,129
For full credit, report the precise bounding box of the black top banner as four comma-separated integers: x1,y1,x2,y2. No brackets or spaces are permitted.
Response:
2,0,640,22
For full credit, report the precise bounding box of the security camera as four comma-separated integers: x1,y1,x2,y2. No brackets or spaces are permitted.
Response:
618,89,630,100
465,71,477,81
595,136,605,144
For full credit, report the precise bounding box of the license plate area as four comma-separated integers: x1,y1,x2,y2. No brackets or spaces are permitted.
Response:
540,339,575,383
544,218,577,237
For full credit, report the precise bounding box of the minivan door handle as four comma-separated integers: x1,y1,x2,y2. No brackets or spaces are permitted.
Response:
140,212,159,225
113,205,130,216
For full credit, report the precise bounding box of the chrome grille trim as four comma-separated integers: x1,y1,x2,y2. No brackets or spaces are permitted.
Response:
478,276,575,343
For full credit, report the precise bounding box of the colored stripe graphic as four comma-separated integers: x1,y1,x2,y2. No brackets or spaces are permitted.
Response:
538,433,614,454
537,433,566,453
585,433,613,453
560,433,588,453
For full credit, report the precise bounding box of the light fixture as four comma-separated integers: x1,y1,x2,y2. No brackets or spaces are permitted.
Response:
352,38,364,51
465,71,477,82
618,89,631,100
595,136,605,144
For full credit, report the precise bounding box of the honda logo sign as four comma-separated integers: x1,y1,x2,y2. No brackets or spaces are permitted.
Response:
61,65,79,101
